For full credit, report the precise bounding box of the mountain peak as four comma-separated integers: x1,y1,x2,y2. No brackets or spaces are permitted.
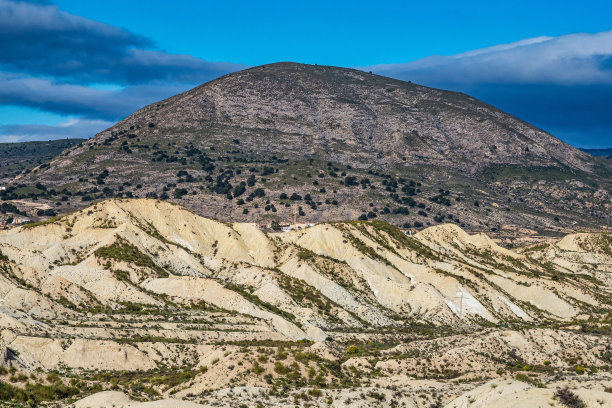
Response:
18,64,610,235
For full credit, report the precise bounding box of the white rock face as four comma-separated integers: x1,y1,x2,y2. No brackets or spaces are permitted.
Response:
0,198,610,386
443,379,612,408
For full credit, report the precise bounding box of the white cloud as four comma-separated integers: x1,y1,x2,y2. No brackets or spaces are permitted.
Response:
0,118,112,142
0,72,189,119
0,0,246,87
367,29,612,85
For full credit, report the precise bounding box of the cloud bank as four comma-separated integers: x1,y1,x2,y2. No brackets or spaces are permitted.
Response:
0,0,244,84
0,73,189,119
367,30,612,147
0,119,113,143
0,0,246,141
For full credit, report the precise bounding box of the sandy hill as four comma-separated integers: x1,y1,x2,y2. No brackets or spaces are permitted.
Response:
0,198,610,407
13,63,611,237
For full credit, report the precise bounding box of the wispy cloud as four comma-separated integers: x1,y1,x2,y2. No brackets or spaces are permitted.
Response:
368,30,612,86
0,118,112,143
0,73,189,119
0,0,245,84
366,30,612,147
0,0,246,141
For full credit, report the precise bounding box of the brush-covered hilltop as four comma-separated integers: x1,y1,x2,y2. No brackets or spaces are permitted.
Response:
0,138,84,184
14,63,611,238
0,199,611,407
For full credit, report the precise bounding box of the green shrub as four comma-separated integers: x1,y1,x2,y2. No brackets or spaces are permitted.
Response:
555,386,585,408
0,380,79,403
514,373,544,388
252,361,265,375
346,345,359,354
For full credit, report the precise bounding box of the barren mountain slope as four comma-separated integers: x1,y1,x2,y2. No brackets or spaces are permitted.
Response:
41,62,594,171
0,198,610,407
16,63,611,235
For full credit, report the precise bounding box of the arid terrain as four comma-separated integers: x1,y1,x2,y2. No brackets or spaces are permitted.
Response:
2,2,611,408
0,62,610,408
0,198,610,407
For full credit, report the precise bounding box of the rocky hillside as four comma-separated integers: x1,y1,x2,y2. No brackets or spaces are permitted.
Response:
27,63,596,172
0,199,611,406
16,63,611,237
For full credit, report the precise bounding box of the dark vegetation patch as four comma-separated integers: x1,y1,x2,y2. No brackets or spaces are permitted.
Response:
94,237,168,278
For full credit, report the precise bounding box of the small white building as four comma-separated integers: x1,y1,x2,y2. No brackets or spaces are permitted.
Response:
11,218,30,225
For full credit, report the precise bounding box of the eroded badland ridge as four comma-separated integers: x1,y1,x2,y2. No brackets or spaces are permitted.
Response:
0,198,611,407
14,63,611,239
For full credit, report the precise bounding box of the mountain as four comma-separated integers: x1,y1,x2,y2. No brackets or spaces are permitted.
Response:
15,63,612,236
582,147,612,158
0,199,610,406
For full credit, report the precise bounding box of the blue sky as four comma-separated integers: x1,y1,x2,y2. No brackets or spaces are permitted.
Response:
54,0,612,67
1,0,611,147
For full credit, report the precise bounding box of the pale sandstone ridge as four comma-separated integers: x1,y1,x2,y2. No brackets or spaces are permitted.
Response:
0,199,610,361
443,379,612,408
524,232,612,279
69,379,612,408
0,198,610,407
